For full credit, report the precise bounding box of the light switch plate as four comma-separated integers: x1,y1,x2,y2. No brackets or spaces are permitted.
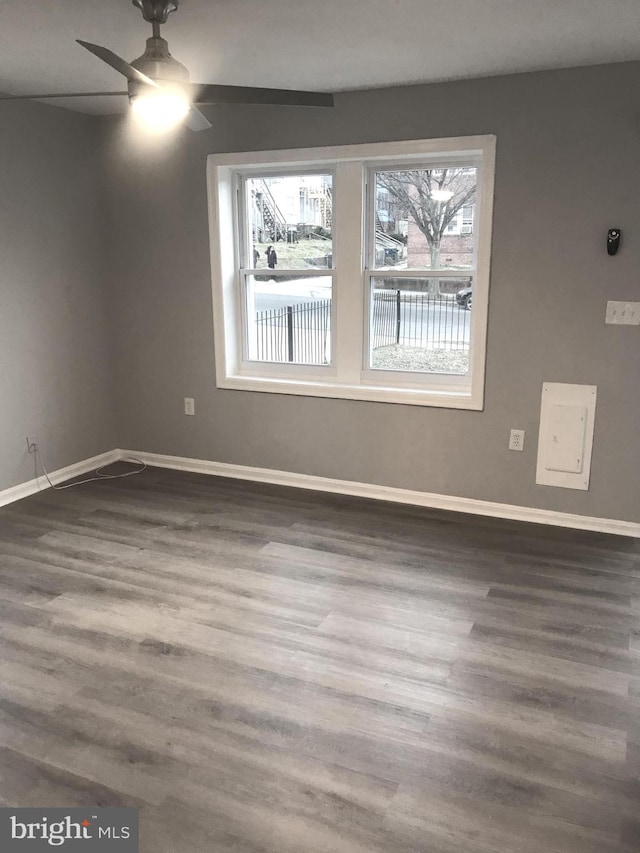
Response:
605,301,640,325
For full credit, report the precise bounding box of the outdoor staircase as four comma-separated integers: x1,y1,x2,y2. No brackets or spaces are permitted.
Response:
319,186,332,230
254,180,287,242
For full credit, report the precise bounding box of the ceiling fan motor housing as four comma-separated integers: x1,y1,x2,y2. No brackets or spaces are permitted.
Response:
129,1,189,102
128,39,188,105
132,0,178,24
131,36,189,82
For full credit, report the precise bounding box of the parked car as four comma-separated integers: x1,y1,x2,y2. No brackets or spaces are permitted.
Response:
456,286,472,310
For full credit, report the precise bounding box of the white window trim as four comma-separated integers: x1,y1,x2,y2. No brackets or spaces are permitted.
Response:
207,135,496,410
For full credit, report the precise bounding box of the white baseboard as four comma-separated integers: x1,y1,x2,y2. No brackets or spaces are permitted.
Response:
2,445,636,538
0,449,121,509
121,449,640,539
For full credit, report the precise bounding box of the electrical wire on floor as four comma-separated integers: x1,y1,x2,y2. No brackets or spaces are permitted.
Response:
34,445,146,491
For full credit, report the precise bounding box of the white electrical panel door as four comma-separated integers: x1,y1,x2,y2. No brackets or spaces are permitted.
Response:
545,404,587,473
536,384,596,490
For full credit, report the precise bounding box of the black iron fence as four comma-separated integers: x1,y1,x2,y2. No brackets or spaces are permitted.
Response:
371,290,470,351
255,299,331,364
253,290,470,364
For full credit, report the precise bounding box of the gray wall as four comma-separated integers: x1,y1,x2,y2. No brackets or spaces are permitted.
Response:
105,61,640,522
0,101,116,491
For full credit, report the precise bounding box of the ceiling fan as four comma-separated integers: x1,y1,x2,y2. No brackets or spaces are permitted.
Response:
0,0,334,132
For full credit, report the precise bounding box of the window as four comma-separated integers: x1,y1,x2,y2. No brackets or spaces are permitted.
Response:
208,136,495,409
242,173,333,366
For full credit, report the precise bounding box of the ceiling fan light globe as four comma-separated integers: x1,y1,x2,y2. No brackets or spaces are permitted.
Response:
131,90,189,133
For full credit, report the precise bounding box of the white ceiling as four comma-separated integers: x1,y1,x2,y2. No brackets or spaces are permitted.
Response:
0,0,639,115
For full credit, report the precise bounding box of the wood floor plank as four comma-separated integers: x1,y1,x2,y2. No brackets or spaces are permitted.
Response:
0,466,638,852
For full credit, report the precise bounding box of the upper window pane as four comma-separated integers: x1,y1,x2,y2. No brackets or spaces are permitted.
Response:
246,174,333,270
374,166,477,271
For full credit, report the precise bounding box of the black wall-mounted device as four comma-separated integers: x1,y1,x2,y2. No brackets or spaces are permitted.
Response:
607,229,621,256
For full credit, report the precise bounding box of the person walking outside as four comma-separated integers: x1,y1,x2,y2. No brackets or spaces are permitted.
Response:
265,245,277,269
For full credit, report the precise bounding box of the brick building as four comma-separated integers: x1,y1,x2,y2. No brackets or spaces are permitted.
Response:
407,203,475,268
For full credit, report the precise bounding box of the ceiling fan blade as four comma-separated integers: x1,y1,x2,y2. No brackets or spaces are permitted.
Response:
184,104,212,132
190,83,334,109
0,91,128,101
76,40,160,88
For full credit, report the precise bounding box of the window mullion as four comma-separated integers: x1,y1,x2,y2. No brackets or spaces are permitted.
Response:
333,161,365,383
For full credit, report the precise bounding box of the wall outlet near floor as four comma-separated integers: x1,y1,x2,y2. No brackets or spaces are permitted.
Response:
26,434,37,453
509,428,525,451
184,397,195,416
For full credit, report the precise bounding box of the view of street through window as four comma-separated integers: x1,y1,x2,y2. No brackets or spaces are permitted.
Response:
245,168,476,373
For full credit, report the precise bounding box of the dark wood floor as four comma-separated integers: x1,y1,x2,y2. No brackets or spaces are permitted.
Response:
0,465,638,852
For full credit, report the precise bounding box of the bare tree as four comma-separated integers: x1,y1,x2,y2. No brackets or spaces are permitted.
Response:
378,167,476,293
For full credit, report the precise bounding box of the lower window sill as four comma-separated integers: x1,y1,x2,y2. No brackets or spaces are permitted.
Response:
218,373,482,410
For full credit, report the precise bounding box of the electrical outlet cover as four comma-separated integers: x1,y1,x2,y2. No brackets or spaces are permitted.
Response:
509,429,525,451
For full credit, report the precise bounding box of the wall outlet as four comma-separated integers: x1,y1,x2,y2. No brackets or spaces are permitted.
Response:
26,434,37,453
509,428,525,451
184,397,195,416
